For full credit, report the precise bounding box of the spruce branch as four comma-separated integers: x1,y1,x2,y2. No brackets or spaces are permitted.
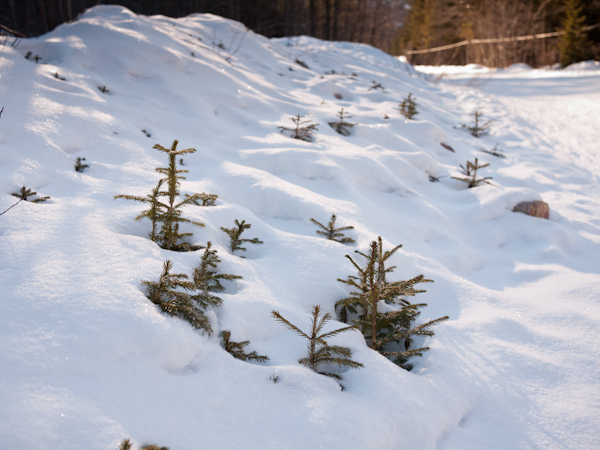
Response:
220,219,263,255
278,113,318,142
310,214,355,244
220,330,269,363
272,305,363,380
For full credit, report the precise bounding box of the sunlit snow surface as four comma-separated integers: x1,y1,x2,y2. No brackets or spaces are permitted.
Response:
1,6,599,449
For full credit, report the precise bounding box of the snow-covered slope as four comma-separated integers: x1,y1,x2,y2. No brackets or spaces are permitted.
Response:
1,6,599,449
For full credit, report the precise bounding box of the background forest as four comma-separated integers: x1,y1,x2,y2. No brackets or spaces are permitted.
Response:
1,0,599,67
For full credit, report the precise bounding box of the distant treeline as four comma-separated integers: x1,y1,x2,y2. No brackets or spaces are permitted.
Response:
0,0,407,54
1,0,599,67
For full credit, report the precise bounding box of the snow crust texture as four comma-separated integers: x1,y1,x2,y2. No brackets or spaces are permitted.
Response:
1,6,600,450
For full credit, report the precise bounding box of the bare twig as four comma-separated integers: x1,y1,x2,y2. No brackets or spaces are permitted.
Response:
0,198,23,216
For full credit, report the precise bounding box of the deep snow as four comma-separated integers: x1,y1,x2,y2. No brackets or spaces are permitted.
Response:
1,6,599,450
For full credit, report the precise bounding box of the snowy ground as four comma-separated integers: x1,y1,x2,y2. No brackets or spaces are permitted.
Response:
1,6,599,449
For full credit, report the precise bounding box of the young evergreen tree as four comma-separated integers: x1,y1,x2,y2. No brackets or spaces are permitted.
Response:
115,140,205,251
558,0,594,67
328,108,356,136
75,157,89,172
220,330,270,363
337,237,448,370
399,93,419,120
153,140,205,251
278,114,318,142
310,214,355,244
460,111,492,138
186,192,218,206
142,260,212,332
191,242,242,334
118,439,133,450
480,143,505,159
452,158,493,188
221,219,263,255
11,186,50,203
271,305,363,380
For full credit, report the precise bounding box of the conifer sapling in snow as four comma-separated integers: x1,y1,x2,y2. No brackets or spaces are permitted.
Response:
278,113,318,142
75,157,89,172
399,93,418,120
452,158,493,188
115,140,205,251
310,214,355,244
480,143,505,158
191,241,242,334
220,330,269,363
221,219,263,255
142,260,210,331
337,237,448,370
11,186,50,203
328,108,356,136
272,305,363,380
460,111,492,138
186,192,218,206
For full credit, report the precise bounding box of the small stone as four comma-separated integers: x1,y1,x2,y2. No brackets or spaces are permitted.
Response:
513,201,550,219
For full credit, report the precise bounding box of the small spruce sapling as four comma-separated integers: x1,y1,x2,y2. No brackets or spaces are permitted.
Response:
399,93,418,120
369,81,386,91
185,192,218,206
460,111,492,137
310,214,355,244
278,114,318,142
328,108,356,136
337,237,448,370
271,305,363,380
220,330,269,363
295,58,309,69
191,242,242,333
480,143,505,158
452,158,493,188
11,186,50,203
75,157,89,172
221,219,263,255
142,260,209,331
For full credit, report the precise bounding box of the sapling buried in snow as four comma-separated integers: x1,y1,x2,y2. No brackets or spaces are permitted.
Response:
191,241,242,334
272,305,363,380
399,93,418,119
310,214,355,244
278,113,318,142
459,111,492,137
452,158,493,188
221,219,263,255
328,108,356,136
75,157,89,172
11,186,50,203
220,330,269,363
337,237,448,370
